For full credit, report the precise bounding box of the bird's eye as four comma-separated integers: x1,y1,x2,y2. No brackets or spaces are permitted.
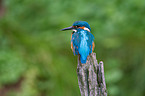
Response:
73,26,80,28
73,26,76,28
76,25,80,27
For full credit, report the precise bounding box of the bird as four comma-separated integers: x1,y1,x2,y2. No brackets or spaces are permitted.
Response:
61,21,95,64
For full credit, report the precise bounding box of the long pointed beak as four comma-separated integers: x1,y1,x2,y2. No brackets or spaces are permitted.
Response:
61,26,73,31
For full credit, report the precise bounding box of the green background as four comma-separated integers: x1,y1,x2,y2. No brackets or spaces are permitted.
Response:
0,0,145,96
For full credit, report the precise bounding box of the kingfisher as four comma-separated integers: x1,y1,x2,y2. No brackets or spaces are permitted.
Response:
61,21,95,64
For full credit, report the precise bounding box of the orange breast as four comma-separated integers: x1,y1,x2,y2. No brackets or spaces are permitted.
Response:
92,42,95,52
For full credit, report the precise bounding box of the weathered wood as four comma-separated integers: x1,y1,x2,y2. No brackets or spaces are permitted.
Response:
77,53,107,96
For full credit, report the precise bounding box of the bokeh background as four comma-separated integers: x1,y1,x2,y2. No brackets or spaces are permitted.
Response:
0,0,145,96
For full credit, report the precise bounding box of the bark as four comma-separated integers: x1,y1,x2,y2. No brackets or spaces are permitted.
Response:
77,53,107,96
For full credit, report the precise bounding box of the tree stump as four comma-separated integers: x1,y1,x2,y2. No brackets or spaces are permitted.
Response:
77,53,107,96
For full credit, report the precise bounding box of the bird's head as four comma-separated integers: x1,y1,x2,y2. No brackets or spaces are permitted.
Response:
61,21,91,32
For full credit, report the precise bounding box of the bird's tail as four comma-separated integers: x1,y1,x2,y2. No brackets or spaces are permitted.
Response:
80,55,87,64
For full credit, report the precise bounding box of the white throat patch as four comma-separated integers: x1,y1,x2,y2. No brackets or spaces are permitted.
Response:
73,27,90,32
72,29,77,32
84,27,90,32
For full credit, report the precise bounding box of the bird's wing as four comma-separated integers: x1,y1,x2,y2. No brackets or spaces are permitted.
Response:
87,32,95,54
71,31,94,55
71,32,80,55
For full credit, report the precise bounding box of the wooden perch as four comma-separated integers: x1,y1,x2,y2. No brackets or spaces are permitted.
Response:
77,53,107,96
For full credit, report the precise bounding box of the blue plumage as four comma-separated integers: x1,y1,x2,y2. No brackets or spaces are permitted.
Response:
61,21,95,64
71,29,94,63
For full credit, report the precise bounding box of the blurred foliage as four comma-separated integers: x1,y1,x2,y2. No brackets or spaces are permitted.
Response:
0,0,145,96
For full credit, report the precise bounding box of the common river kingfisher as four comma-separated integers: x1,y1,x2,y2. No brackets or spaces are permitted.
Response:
61,21,95,64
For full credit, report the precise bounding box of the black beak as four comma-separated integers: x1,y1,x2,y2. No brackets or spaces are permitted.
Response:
61,26,73,31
